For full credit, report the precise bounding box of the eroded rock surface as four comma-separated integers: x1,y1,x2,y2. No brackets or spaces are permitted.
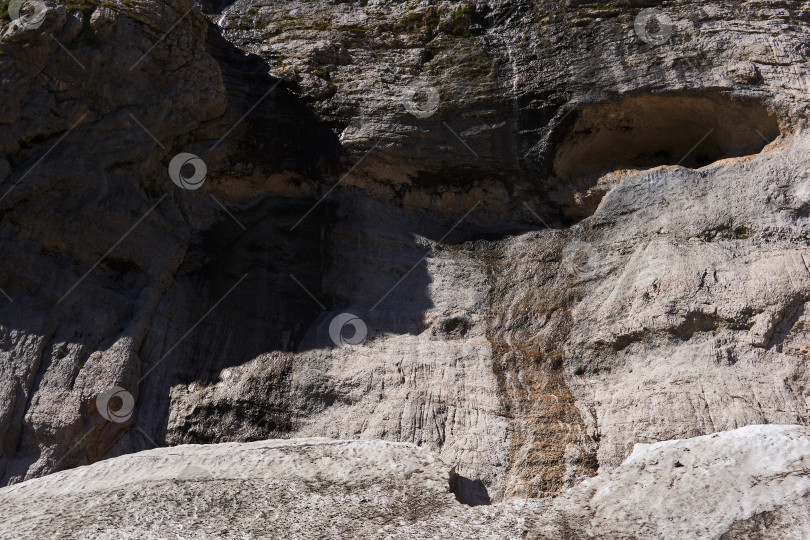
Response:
1,426,809,539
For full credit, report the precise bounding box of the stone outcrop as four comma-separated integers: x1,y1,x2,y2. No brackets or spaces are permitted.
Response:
1,426,809,539
1,0,810,530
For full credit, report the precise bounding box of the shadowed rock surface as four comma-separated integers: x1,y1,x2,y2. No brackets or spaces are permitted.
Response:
1,0,810,535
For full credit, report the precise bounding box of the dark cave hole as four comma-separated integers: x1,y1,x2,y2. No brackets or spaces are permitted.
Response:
450,469,491,506
553,93,782,182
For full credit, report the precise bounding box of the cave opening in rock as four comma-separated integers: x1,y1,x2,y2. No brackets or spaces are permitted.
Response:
553,93,781,182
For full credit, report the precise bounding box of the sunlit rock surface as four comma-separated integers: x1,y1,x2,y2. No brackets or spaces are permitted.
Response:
1,426,809,539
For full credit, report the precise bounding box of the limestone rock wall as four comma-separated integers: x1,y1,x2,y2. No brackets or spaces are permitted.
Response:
1,0,810,512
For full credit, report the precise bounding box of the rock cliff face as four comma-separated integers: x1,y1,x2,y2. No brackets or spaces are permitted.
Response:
1,0,810,524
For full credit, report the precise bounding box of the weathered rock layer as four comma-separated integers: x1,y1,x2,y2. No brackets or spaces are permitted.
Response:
1,426,809,539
